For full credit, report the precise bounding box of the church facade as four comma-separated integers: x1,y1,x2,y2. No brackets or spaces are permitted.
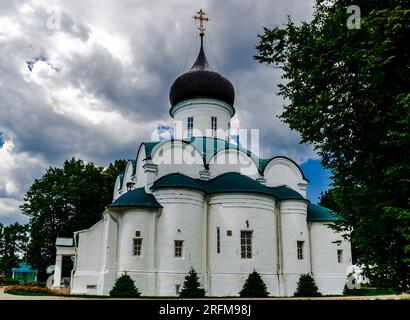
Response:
62,13,351,297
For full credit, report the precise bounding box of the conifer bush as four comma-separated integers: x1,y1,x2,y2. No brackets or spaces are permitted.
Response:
239,270,269,297
293,274,321,297
179,267,205,298
109,272,141,298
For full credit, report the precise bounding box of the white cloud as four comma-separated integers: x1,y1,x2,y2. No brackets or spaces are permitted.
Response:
0,0,315,224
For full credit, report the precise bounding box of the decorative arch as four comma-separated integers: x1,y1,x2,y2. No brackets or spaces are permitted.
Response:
208,148,259,178
134,144,148,188
261,156,308,180
151,140,205,179
263,157,309,195
113,173,124,200
122,160,137,193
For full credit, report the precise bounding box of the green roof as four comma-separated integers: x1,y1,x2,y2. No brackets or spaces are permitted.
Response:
307,203,340,221
108,187,162,209
143,141,161,159
11,262,37,273
141,137,307,178
151,172,305,201
109,174,338,221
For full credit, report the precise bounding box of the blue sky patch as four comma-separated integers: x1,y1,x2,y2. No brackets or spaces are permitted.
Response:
26,55,48,72
0,132,4,149
300,159,331,204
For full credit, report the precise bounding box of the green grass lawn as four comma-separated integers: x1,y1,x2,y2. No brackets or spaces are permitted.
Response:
4,286,401,299
6,290,58,296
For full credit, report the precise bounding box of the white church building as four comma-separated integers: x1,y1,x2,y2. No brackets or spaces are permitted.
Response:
53,11,351,297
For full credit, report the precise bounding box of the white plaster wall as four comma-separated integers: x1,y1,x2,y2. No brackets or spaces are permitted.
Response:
310,221,352,295
264,158,307,197
279,200,311,296
208,193,279,296
153,189,205,296
209,149,259,178
99,213,119,295
173,100,232,140
152,141,204,179
71,219,105,294
117,209,155,275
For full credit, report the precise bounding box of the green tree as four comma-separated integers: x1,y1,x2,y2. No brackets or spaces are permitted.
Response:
179,267,205,298
0,223,29,277
319,190,340,213
294,274,322,297
20,158,126,280
239,270,269,297
109,272,141,298
255,0,410,291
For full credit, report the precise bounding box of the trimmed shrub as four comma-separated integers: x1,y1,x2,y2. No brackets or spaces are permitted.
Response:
180,267,205,298
239,270,269,297
294,274,322,297
109,273,141,298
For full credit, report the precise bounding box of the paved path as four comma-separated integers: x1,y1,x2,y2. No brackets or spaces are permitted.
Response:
0,287,408,300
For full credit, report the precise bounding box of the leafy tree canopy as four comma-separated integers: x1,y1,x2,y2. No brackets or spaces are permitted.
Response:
20,158,126,280
0,223,29,277
255,0,410,291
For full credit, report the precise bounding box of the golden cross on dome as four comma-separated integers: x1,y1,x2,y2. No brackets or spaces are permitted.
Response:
193,9,209,37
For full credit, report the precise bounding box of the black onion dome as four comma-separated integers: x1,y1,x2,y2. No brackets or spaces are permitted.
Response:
169,45,235,107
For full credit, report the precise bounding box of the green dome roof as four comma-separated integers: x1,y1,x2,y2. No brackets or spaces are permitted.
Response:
109,174,338,222
108,187,162,209
151,172,305,201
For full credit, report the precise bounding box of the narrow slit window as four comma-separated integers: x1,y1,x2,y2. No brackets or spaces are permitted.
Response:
297,241,304,260
187,117,193,138
337,249,343,263
216,227,221,253
211,116,217,137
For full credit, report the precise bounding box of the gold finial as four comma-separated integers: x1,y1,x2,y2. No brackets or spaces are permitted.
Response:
193,9,209,38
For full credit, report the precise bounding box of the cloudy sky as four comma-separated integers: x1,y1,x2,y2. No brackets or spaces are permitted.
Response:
0,0,330,225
